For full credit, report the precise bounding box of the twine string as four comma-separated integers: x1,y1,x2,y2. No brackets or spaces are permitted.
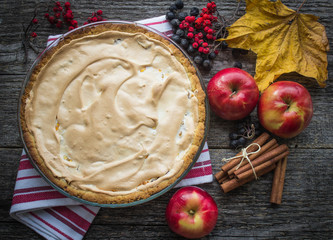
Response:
222,143,261,180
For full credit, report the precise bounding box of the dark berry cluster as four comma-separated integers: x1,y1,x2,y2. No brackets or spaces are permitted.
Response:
166,0,220,70
84,10,106,25
229,116,263,149
44,1,77,30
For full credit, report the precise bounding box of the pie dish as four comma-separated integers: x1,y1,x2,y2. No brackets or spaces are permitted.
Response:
20,21,207,206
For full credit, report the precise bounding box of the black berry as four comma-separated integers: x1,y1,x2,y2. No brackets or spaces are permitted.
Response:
208,52,216,59
202,59,212,70
180,38,189,48
175,0,184,9
229,132,239,140
169,4,178,12
233,62,242,69
194,55,203,65
166,12,176,20
187,45,195,54
171,34,181,43
175,29,185,38
170,18,180,27
177,12,187,21
190,7,199,16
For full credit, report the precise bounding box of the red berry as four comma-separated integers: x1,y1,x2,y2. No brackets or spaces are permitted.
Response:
194,37,199,42
97,15,103,21
214,50,219,55
204,20,211,26
55,13,61,18
198,32,203,38
204,26,210,32
206,34,213,40
198,39,204,45
203,48,210,54
188,27,194,32
71,20,78,26
68,26,74,31
179,24,185,29
202,42,208,48
187,32,194,39
192,42,199,49
58,6,63,11
44,13,49,18
30,32,37,38
198,47,204,52
97,10,103,15
48,16,55,24
65,2,71,8
208,28,214,34
183,22,189,28
32,18,38,24
185,16,191,22
91,17,98,22
53,6,59,12
56,21,62,28
55,1,61,6
84,22,88,25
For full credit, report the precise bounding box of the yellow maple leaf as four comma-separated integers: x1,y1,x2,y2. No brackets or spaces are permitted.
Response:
220,0,329,92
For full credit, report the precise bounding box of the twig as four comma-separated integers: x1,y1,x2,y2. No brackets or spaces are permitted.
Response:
296,0,307,13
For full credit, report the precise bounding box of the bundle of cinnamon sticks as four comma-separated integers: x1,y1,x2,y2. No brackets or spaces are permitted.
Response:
215,132,289,204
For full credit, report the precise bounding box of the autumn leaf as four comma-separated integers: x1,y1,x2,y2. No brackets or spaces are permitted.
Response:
219,0,329,92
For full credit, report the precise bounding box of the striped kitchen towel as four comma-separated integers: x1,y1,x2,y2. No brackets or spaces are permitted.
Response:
10,15,213,240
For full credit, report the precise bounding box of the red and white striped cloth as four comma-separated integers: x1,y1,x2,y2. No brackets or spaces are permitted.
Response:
10,15,213,240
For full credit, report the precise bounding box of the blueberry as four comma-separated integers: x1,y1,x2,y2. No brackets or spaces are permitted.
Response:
175,0,184,9
233,62,242,69
166,12,176,21
172,26,178,34
180,38,189,48
194,55,203,65
187,45,195,54
170,18,180,27
178,12,187,21
238,137,247,147
171,34,181,43
190,7,199,16
175,29,185,37
230,139,238,149
202,59,212,70
208,52,216,59
229,132,239,140
169,4,178,12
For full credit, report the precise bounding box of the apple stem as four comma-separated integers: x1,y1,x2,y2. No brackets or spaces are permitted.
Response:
188,209,195,216
229,91,237,98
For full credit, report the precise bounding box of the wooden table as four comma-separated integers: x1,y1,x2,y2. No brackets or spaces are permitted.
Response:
1,0,332,239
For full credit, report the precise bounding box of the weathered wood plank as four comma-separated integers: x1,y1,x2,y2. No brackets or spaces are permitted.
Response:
1,148,332,238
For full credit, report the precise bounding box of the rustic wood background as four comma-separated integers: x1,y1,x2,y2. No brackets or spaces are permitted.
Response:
0,0,332,239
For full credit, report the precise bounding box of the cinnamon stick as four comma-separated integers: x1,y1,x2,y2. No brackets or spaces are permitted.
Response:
221,164,276,193
270,156,288,204
227,138,278,177
234,144,289,178
221,132,270,173
236,150,289,181
214,170,226,181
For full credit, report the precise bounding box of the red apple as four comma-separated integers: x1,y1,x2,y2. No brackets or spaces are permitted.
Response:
207,68,259,120
258,81,313,138
165,186,218,239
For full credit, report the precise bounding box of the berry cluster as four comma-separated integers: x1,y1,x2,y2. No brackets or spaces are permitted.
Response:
166,0,220,70
84,10,106,25
229,116,263,149
44,1,77,31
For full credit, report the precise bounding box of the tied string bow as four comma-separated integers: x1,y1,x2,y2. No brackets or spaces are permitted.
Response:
222,143,261,180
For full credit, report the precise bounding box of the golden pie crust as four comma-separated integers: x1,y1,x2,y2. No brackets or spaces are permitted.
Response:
20,23,206,204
